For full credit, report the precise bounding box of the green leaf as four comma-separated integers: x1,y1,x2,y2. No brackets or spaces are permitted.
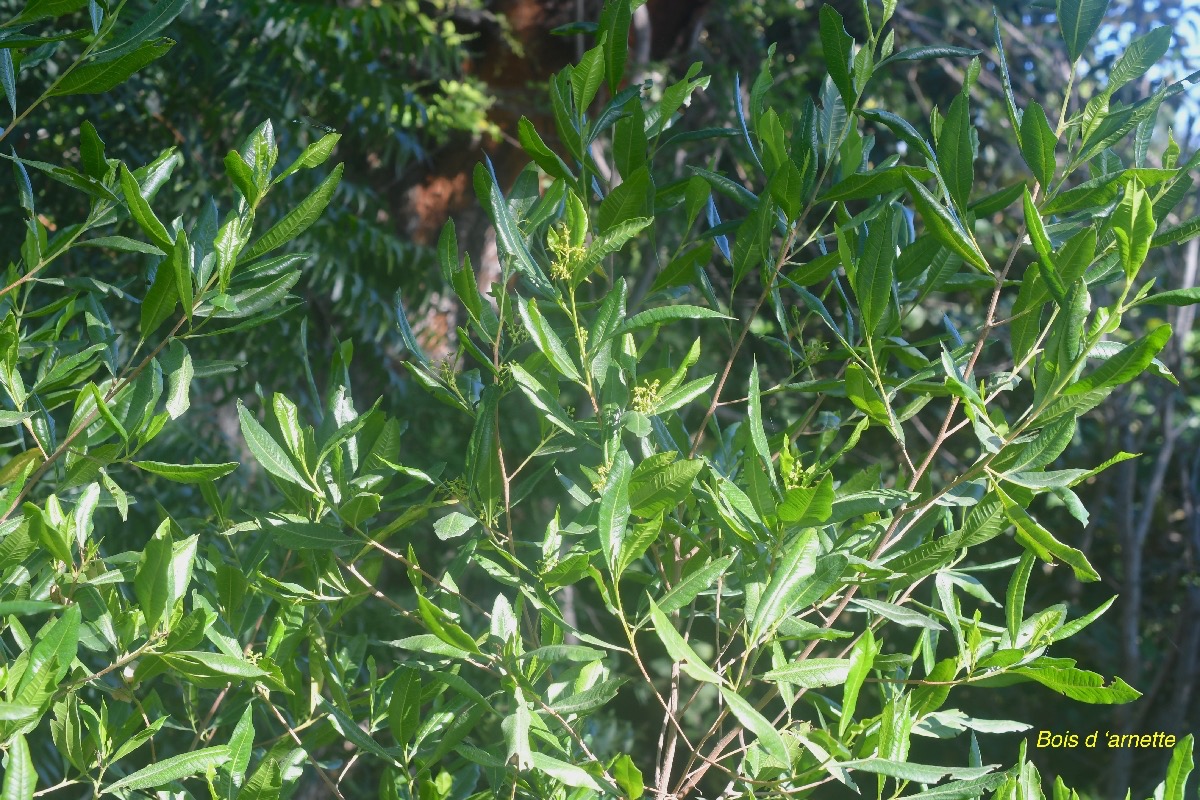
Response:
1136,287,1200,307
905,176,990,273
237,399,315,491
1067,325,1171,395
50,38,174,96
876,45,982,67
598,450,633,577
778,474,834,526
140,262,178,340
1,50,16,118
1151,214,1200,248
839,759,996,783
224,151,258,205
719,686,791,765
135,521,174,633
518,297,582,382
656,555,735,615
8,0,86,25
839,629,875,736
466,385,503,519
746,360,776,487
1020,102,1057,187
241,163,342,262
1,733,34,800
819,165,934,202
937,92,973,209
476,162,554,297
1010,663,1139,704
518,117,572,182
852,597,945,629
264,519,352,549
614,305,732,336
1006,552,1036,644
630,457,703,517
120,164,173,251
238,758,282,800
417,594,480,655
1112,179,1155,280
1057,0,1112,63
275,132,341,183
572,42,605,112
224,703,255,797
92,0,189,62
612,753,644,800
996,484,1099,582
133,460,237,483
1160,734,1194,800
749,531,819,645
161,651,270,686
388,667,422,747
597,167,651,233
502,692,533,769
102,746,230,794
763,657,852,687
820,5,855,107
732,197,774,287
647,597,724,685
1023,188,1066,305
158,339,192,419
855,204,895,333
599,0,633,92
1105,26,1173,97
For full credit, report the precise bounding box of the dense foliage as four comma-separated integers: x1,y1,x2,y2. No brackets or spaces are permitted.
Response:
0,0,1198,799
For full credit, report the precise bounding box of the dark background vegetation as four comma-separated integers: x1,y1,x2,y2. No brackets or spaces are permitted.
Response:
3,0,1197,796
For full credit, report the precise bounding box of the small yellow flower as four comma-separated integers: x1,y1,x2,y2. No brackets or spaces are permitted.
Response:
632,379,662,414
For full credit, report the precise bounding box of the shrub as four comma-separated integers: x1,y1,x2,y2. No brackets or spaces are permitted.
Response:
1,0,1198,798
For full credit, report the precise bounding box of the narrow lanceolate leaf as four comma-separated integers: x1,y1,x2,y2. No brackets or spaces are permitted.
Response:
1105,27,1173,97
135,523,175,633
1136,288,1200,307
647,597,724,685
91,0,190,62
1009,663,1139,704
159,339,193,419
840,628,875,737
855,204,895,333
237,400,315,490
1066,325,1172,395
388,667,422,747
518,117,572,181
763,657,852,687
1112,180,1155,280
1151,215,1200,248
937,92,973,209
1160,734,1194,800
517,297,582,381
241,163,342,262
656,555,735,615
264,519,352,549
102,746,231,794
747,361,775,487
1,50,16,118
719,687,791,765
749,531,819,645
1006,552,1036,644
598,450,633,577
1057,0,1112,63
598,0,633,93
820,5,856,107
134,461,238,483
50,38,175,96
477,162,554,297
905,176,990,274
1023,188,1066,305
613,305,732,335
224,703,255,796
1,733,35,800
1020,102,1057,187
996,484,1099,582
120,165,172,251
